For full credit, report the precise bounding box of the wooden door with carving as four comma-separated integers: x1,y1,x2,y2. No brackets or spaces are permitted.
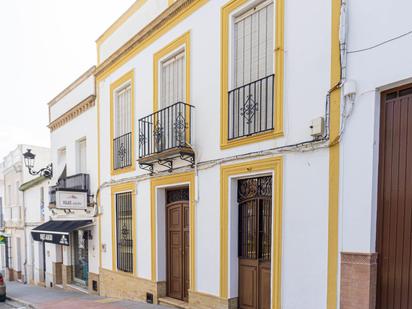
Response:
238,176,272,309
166,188,190,301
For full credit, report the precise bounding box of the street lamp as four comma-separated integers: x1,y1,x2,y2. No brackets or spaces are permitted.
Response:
22,149,53,179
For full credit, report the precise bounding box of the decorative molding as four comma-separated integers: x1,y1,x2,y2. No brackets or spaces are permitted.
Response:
48,95,96,132
47,66,95,108
95,0,207,80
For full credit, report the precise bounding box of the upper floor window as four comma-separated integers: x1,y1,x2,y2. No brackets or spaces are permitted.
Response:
113,83,132,170
160,49,186,109
76,138,87,174
7,185,11,206
40,187,44,221
226,0,275,142
15,181,20,205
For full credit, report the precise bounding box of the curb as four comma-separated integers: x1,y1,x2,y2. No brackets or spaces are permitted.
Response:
6,296,36,308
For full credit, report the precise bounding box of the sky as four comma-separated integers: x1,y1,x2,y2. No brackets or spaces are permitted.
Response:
0,0,135,159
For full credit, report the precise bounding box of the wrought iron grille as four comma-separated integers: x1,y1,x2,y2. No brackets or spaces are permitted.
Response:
238,176,272,261
113,132,132,170
138,102,194,158
116,191,133,273
228,74,275,140
166,188,189,204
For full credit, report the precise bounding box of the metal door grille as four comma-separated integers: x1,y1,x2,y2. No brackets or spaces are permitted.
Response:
116,192,133,273
238,176,272,260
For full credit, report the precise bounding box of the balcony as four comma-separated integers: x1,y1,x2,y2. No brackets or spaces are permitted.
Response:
49,173,90,207
138,102,195,173
228,74,275,140
113,132,132,170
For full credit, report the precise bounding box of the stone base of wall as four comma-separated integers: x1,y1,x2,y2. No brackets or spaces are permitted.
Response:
100,268,165,304
340,252,377,309
7,268,14,281
88,272,100,295
188,290,237,309
62,265,73,287
52,262,63,285
14,270,22,281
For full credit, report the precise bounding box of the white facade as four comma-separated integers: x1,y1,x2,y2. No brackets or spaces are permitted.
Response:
20,177,50,285
17,0,410,307
95,1,333,308
44,66,99,292
1,145,50,282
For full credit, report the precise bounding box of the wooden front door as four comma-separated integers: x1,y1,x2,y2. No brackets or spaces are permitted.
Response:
377,85,412,309
238,176,272,309
166,188,190,301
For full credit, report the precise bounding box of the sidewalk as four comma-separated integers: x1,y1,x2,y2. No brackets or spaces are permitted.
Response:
6,281,168,309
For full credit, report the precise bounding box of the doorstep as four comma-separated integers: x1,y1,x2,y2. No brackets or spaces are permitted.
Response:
65,283,88,294
158,297,189,309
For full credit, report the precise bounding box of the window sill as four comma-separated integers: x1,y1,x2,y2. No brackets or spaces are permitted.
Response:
220,129,283,150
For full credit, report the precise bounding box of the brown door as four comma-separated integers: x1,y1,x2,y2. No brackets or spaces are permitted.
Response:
238,177,272,309
377,85,412,309
166,188,189,301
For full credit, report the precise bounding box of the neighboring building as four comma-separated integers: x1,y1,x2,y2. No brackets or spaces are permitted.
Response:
30,66,99,293
19,176,50,285
0,161,4,229
2,145,50,282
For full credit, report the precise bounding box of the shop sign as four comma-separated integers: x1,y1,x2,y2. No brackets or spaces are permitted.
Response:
32,232,70,246
56,191,87,210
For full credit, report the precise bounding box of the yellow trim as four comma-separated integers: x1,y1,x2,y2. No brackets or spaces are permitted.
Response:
219,157,283,309
96,0,148,62
220,0,284,149
168,0,176,5
110,69,136,176
97,78,102,274
96,0,207,82
150,172,196,291
111,181,137,276
153,31,191,112
327,1,342,308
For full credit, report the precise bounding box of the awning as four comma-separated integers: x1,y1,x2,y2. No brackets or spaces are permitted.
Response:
31,220,92,246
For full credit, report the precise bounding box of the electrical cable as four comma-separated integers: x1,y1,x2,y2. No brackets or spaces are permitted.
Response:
348,30,412,54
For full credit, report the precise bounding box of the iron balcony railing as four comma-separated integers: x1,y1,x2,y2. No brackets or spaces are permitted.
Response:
138,102,194,158
228,74,275,140
49,173,90,204
113,132,132,170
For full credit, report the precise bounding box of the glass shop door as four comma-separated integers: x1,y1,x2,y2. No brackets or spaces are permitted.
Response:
72,230,89,286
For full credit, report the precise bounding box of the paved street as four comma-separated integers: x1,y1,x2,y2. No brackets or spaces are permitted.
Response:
6,281,168,309
0,299,28,309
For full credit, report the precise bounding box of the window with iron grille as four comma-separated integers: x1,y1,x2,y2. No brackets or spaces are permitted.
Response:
115,191,133,273
113,83,132,170
229,0,274,140
238,176,272,260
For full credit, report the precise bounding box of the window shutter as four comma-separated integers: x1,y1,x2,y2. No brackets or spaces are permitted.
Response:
160,50,186,108
78,139,87,173
115,85,132,137
234,1,274,88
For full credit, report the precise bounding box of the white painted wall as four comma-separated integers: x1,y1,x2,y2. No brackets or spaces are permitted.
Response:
49,74,95,122
98,0,333,307
341,0,412,254
98,0,169,63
